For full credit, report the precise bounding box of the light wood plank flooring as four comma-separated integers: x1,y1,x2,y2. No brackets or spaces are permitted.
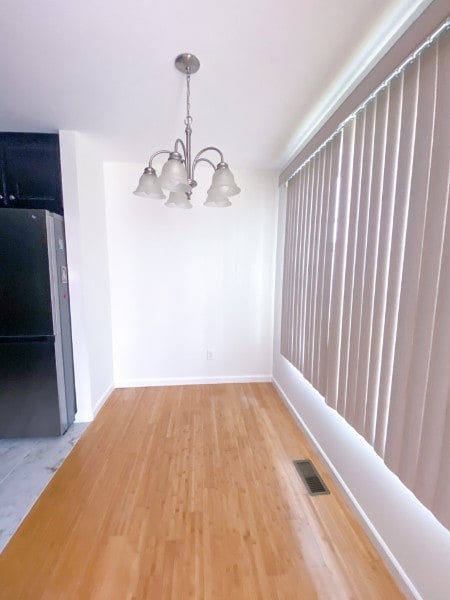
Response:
0,383,403,599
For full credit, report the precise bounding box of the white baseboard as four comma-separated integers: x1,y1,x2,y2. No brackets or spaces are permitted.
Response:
74,384,114,423
114,375,272,388
272,376,421,600
74,410,93,423
92,384,114,417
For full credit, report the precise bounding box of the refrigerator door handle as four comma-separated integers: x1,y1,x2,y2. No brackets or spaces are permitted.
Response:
46,212,61,337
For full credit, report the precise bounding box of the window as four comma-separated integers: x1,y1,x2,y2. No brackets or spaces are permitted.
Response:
281,20,450,530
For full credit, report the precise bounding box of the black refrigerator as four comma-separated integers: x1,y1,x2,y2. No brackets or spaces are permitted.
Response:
0,208,76,437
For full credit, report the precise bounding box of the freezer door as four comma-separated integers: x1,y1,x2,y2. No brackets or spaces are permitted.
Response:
0,209,53,336
0,338,63,437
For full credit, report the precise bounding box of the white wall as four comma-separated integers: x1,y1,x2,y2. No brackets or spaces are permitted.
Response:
104,162,278,386
59,131,114,420
273,186,450,600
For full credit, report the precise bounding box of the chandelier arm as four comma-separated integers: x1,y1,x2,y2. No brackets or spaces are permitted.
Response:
192,157,216,177
192,147,224,172
174,138,187,161
148,150,172,168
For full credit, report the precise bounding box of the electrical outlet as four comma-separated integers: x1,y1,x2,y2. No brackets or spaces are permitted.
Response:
206,349,213,360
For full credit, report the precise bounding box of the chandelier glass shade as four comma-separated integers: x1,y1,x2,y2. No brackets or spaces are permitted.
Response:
165,191,193,209
134,168,165,199
204,190,232,208
134,53,240,208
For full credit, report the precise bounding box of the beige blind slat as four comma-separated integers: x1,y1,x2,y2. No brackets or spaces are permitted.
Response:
299,162,310,373
291,174,302,368
364,73,403,446
353,86,389,437
326,123,355,410
302,161,314,375
311,150,327,389
280,182,291,356
316,144,334,394
305,156,319,380
343,99,376,427
297,162,308,372
281,178,297,357
318,134,342,396
336,110,366,417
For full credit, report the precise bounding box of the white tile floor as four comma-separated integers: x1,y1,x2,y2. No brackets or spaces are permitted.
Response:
0,422,89,553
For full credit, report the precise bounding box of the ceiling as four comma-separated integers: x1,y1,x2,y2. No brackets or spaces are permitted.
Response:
0,0,432,170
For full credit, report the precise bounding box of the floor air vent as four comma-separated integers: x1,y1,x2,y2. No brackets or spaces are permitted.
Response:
293,459,330,496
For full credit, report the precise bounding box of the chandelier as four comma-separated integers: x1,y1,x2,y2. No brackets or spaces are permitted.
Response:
134,53,241,209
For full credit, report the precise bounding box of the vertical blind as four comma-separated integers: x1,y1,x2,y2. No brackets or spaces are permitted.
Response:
281,21,450,530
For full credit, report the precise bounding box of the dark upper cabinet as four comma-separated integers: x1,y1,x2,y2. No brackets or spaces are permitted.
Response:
0,133,64,215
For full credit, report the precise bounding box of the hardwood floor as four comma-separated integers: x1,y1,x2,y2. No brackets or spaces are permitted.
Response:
0,383,403,599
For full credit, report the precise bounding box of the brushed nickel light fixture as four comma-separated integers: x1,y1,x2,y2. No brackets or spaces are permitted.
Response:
134,53,240,209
